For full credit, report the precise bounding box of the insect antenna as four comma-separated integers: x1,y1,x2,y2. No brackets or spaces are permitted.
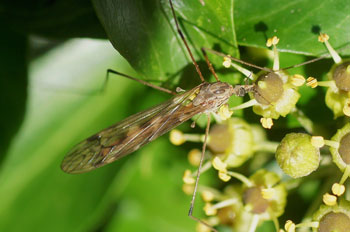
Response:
169,0,205,83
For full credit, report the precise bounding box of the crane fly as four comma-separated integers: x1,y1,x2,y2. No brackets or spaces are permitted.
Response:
61,81,244,173
61,0,252,175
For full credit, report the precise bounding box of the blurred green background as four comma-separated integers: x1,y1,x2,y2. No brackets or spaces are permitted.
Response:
0,0,349,232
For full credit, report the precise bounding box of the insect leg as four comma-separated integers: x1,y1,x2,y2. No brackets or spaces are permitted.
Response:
169,0,205,83
203,47,273,72
201,47,220,82
105,69,176,95
188,114,218,232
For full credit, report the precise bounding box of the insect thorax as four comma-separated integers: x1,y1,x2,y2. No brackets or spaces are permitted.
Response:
193,82,234,113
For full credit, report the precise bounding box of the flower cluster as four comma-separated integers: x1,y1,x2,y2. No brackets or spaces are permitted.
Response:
170,34,350,232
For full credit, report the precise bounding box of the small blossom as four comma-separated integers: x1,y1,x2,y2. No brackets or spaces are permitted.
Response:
170,129,186,145
202,190,215,202
212,157,227,172
204,203,217,216
306,77,318,88
224,38,302,121
260,117,273,129
217,104,233,120
196,221,211,232
323,193,337,206
208,118,255,168
291,74,305,87
223,56,232,68
188,149,201,166
311,136,325,148
318,33,329,42
183,169,195,184
343,98,350,116
284,220,296,232
318,33,342,64
266,36,280,47
182,183,194,195
261,187,276,200
243,170,287,217
218,171,231,182
332,183,345,196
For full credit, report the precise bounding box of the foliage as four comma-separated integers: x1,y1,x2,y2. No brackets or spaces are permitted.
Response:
0,0,349,232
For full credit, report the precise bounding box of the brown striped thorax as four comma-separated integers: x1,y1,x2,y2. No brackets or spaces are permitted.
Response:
191,82,234,113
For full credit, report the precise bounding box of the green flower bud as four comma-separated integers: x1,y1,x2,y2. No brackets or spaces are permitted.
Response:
332,60,350,91
252,71,301,119
312,199,350,232
329,123,350,171
325,87,349,118
325,60,350,118
243,170,287,218
276,133,320,178
219,185,252,232
208,118,254,168
243,186,269,214
254,72,284,105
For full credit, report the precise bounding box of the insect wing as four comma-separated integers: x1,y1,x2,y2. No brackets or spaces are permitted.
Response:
61,85,205,174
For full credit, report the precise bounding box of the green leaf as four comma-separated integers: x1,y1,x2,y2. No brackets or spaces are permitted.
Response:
92,0,238,83
0,38,201,232
235,0,350,56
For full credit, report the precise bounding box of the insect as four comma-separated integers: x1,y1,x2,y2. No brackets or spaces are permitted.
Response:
61,0,252,175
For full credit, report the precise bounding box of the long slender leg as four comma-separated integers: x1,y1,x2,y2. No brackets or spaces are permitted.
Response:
105,69,176,95
169,0,205,83
203,47,273,72
201,48,220,82
203,47,326,72
188,114,218,232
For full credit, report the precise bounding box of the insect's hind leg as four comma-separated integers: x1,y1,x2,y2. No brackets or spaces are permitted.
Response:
188,114,218,232
105,69,176,95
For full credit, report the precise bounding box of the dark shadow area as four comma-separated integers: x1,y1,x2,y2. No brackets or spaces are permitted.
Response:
0,0,106,39
0,24,28,165
254,21,269,42
176,60,212,90
239,46,270,72
311,25,321,35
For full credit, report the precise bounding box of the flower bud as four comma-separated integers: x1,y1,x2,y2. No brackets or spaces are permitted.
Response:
329,123,350,171
276,133,320,178
312,199,350,232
